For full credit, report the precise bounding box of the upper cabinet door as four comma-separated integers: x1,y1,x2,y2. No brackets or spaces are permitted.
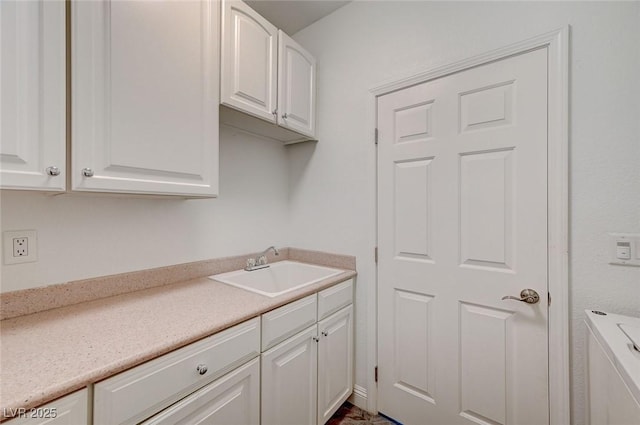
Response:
0,0,66,191
71,0,219,197
221,0,277,123
277,30,316,138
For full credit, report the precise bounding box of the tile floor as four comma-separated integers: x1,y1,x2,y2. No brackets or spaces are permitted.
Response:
327,402,396,425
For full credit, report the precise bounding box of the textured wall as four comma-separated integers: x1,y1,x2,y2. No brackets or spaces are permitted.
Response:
290,2,640,423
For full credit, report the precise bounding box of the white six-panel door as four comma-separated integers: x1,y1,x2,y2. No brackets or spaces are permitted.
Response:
377,48,549,425
221,0,278,123
71,0,219,196
0,0,66,191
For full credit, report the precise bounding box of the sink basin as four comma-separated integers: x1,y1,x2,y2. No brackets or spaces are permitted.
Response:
209,261,343,297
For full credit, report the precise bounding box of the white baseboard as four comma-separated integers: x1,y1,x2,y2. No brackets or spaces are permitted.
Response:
348,385,368,410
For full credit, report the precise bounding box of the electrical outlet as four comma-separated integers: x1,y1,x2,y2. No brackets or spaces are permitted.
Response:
13,237,28,257
3,230,37,265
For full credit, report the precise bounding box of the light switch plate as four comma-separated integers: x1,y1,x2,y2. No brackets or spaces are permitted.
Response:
3,230,38,265
608,233,640,267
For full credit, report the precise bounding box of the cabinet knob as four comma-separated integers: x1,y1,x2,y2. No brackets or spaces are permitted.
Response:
81,168,94,177
272,109,278,117
282,113,288,120
196,364,208,375
46,166,61,176
321,331,328,337
312,336,320,342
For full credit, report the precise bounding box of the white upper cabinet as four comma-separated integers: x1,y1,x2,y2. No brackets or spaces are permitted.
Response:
221,0,277,123
0,0,66,191
220,0,317,143
277,30,316,138
71,0,220,197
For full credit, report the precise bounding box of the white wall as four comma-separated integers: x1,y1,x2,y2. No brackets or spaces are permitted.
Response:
0,126,291,292
290,1,640,424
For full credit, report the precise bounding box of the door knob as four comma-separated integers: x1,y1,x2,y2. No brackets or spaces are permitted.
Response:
501,289,540,304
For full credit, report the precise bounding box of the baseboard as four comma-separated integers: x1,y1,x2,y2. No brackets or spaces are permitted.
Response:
348,385,368,410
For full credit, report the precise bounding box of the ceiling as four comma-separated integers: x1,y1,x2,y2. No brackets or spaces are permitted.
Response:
245,1,351,35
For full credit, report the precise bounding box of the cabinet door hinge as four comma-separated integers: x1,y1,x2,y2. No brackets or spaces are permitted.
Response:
375,366,378,383
548,292,552,307
374,247,378,263
374,128,379,145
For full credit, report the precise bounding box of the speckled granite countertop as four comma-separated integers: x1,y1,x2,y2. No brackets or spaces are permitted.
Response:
0,255,355,417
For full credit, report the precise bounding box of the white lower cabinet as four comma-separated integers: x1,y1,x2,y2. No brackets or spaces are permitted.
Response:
9,280,353,425
93,318,260,425
317,305,354,425
262,326,319,425
261,280,354,425
142,357,260,425
4,389,88,425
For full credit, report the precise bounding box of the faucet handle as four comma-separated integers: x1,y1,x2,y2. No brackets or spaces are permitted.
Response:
257,255,267,266
246,258,256,268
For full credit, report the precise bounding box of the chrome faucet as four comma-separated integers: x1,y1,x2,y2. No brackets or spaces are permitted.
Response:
245,246,280,271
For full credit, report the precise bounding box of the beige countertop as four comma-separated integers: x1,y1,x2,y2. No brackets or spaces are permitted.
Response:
0,265,355,416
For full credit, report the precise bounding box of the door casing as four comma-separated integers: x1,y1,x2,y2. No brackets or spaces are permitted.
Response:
365,27,570,424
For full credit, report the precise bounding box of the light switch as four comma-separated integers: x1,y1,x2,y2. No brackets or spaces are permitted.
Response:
616,242,631,260
608,233,640,267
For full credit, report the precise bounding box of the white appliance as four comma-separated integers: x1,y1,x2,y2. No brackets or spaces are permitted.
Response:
585,310,640,424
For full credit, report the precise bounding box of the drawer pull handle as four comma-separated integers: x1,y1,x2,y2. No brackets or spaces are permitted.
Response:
46,166,61,176
196,364,208,375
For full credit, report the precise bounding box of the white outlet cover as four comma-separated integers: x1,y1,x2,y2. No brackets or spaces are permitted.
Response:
3,230,38,265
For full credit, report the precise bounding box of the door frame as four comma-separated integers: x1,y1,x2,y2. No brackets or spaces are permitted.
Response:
366,27,570,424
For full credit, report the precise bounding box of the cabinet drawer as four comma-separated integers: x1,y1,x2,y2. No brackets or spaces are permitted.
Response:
262,294,316,351
94,317,260,425
141,357,260,425
318,279,353,320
